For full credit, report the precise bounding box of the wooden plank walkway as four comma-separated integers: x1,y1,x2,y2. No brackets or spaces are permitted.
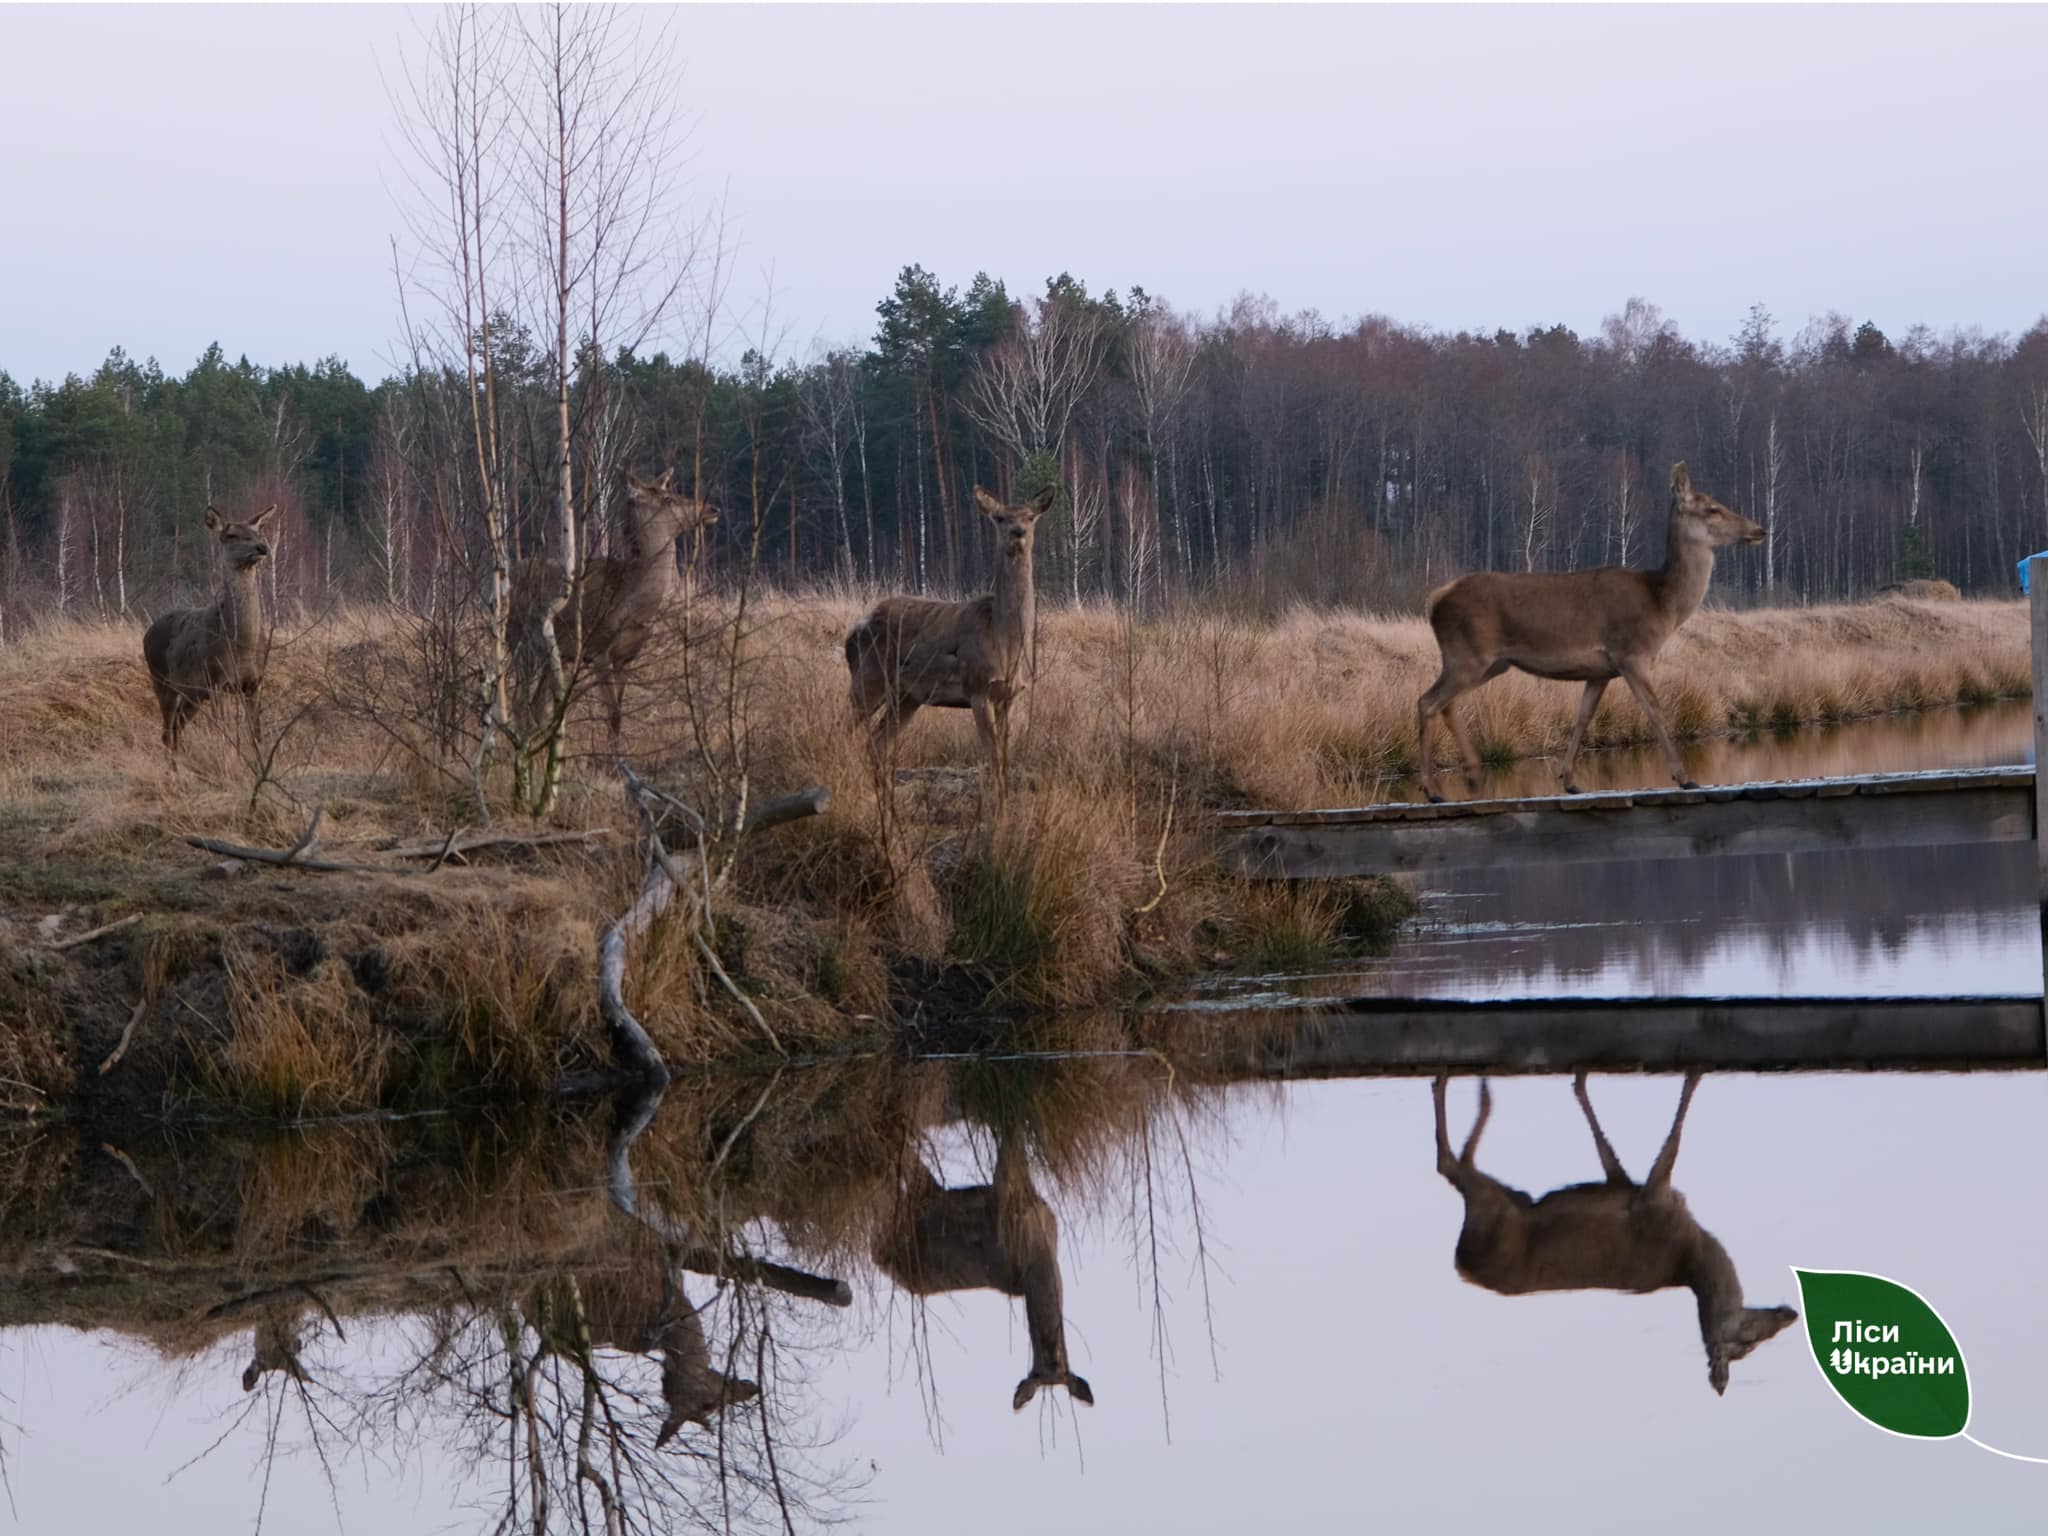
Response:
1192,994,2047,1078
1215,765,2036,879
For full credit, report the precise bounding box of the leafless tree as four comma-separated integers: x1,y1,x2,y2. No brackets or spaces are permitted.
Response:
1126,299,1196,579
965,292,1107,467
392,3,702,818
796,347,864,581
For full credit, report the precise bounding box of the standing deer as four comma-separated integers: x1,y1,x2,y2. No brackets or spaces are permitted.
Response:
872,1127,1094,1411
141,503,276,757
511,468,717,743
1416,463,1764,800
1432,1072,1797,1394
844,484,1053,803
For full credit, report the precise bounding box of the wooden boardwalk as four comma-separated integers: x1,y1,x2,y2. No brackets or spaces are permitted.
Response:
1190,994,2047,1078
1216,765,2036,880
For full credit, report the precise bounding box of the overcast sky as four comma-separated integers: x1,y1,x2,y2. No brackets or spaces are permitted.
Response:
5,4,2044,387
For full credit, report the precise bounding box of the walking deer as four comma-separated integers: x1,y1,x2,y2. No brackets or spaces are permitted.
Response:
511,468,718,742
844,484,1054,803
142,503,276,756
1432,1073,1797,1394
1416,463,1764,800
872,1127,1094,1411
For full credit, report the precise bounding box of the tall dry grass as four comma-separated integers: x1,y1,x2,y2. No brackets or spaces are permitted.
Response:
0,589,2019,1102
740,588,2029,811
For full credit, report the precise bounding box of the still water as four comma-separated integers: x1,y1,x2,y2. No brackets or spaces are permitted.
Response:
3,706,2043,1533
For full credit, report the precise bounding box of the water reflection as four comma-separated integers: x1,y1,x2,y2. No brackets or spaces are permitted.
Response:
6,1036,2043,1532
873,1127,1093,1411
1456,700,2030,802
1211,705,2042,1004
1434,1073,1798,1394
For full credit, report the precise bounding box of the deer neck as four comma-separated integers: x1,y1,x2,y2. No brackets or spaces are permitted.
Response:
991,541,1035,671
220,563,265,653
1651,514,1714,623
1682,1226,1745,1337
993,1134,1067,1373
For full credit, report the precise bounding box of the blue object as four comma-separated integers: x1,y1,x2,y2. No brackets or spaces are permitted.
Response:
2020,553,2048,593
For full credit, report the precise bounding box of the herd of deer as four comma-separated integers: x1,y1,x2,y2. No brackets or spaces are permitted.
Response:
239,1072,1795,1437
142,462,1763,804
159,465,1785,1427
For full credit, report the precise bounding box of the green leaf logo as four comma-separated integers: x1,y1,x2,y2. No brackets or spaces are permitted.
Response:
1792,1268,1970,1439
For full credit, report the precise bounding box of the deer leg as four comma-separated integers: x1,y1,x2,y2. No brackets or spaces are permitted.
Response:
1432,1075,1457,1177
869,696,919,768
1560,679,1609,794
1459,1077,1493,1167
1615,660,1696,790
1572,1071,1631,1185
602,665,625,745
1645,1071,1702,1192
1417,675,1482,811
970,695,1002,810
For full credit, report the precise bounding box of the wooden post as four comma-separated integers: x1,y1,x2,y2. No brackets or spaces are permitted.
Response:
2033,555,2048,907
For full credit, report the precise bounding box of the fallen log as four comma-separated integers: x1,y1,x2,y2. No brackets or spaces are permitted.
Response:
595,768,827,1084
378,828,612,860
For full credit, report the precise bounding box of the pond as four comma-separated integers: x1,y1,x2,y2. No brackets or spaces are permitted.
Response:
2,705,2042,1533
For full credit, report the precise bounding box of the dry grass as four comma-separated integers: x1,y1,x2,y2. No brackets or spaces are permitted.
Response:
0,589,2015,1109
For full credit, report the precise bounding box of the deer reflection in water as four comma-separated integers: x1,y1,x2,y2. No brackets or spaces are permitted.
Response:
872,1126,1094,1411
1433,1071,1797,1393
528,1268,759,1447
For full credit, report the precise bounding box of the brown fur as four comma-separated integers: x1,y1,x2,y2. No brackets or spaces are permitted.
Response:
1417,463,1764,798
1433,1072,1797,1395
871,1128,1093,1411
510,467,716,740
141,503,277,756
844,483,1054,803
530,1268,758,1447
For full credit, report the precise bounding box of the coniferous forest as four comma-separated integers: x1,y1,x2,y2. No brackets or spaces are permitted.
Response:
5,284,2048,635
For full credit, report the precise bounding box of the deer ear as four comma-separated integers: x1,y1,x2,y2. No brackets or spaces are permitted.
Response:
1027,483,1057,517
1671,462,1692,496
204,505,225,533
625,471,651,496
656,466,675,490
973,487,1006,519
251,504,278,529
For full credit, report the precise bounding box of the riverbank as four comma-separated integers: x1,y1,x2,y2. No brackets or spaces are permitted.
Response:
0,592,2017,1115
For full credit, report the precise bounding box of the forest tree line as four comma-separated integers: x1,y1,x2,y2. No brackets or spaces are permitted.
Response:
5,278,2048,635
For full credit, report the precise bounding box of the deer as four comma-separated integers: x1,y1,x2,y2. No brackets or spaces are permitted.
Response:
871,1126,1094,1412
844,483,1053,804
141,502,276,758
1415,463,1764,801
1432,1072,1798,1395
240,1307,311,1392
529,1268,759,1447
510,467,718,743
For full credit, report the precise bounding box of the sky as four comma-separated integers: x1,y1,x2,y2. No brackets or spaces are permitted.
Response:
5,3,2045,387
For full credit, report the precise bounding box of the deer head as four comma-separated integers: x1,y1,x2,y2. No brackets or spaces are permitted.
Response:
1013,1367,1094,1412
205,503,277,570
974,483,1054,561
624,467,718,553
1669,463,1764,549
1704,1301,1800,1395
654,1367,760,1447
